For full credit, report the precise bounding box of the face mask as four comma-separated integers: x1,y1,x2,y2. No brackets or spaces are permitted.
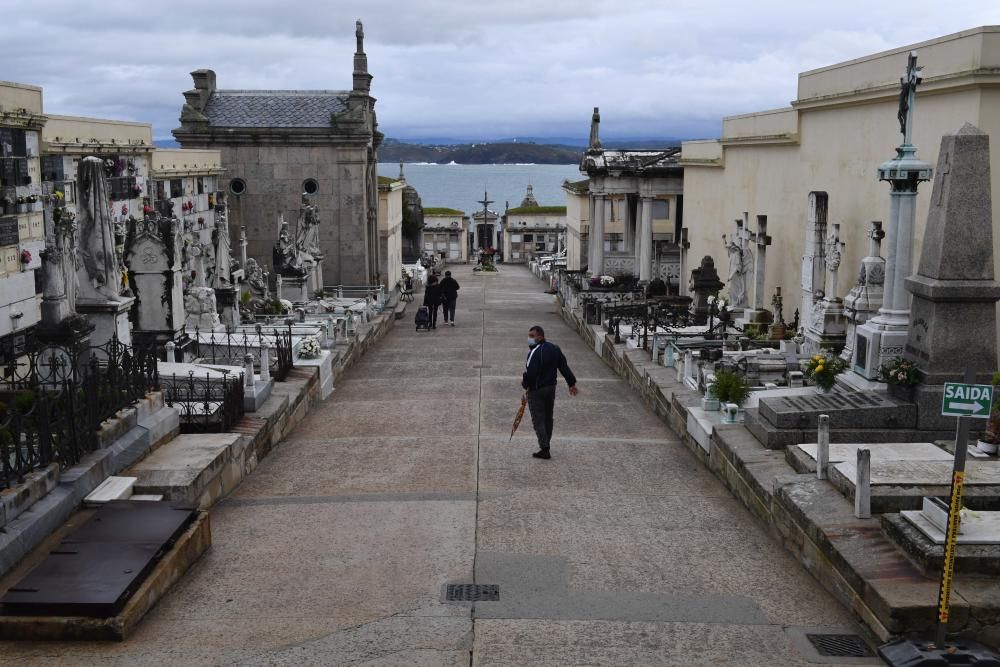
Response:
528,338,539,347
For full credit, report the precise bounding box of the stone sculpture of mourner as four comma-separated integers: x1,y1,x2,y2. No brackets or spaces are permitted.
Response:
274,222,307,277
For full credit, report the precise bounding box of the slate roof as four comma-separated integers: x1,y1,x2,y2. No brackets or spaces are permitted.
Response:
202,90,351,128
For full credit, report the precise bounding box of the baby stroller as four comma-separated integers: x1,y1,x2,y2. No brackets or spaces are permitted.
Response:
415,306,431,331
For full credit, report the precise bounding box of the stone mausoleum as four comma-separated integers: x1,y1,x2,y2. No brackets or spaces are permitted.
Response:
173,21,382,288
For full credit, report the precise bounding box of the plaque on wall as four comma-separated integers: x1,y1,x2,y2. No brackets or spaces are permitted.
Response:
0,216,18,247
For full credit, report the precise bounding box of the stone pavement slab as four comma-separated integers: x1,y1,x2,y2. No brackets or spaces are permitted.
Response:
0,265,865,665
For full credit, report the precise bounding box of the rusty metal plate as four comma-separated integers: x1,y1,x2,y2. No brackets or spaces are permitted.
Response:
1,500,196,617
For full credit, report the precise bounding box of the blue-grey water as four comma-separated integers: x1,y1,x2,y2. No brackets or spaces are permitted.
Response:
377,163,583,216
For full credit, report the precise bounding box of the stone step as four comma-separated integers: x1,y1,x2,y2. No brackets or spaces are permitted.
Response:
757,390,916,430
129,494,164,501
83,476,136,507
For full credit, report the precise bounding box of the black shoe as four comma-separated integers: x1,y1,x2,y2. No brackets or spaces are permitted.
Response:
532,450,551,459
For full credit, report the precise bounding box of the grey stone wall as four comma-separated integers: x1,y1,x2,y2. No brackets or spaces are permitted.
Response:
219,144,371,287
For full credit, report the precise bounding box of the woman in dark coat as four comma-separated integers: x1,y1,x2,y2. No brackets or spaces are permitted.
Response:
423,275,443,329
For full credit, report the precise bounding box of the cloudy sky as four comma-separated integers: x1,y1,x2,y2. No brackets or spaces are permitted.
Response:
3,1,998,143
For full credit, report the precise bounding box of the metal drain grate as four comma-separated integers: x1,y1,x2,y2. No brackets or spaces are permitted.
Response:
805,633,873,658
444,584,499,602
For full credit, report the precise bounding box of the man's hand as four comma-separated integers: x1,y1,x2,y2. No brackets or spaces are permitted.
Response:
568,385,579,397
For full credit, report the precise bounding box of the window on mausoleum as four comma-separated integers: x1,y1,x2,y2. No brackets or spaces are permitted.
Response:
229,178,247,196
303,178,318,195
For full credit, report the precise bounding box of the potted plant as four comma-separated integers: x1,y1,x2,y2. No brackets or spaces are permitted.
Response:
805,353,848,393
877,357,921,401
710,370,752,422
977,372,1000,455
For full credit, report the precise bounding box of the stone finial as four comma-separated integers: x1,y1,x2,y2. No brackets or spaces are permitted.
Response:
588,107,601,151
356,20,365,53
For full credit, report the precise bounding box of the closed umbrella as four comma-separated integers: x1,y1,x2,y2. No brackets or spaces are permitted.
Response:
509,393,528,441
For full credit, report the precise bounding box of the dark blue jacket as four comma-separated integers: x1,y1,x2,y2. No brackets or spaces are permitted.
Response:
522,341,576,391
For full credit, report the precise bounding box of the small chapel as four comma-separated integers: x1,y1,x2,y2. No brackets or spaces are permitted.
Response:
172,21,383,288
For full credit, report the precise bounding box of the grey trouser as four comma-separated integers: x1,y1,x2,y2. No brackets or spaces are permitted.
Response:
443,298,457,322
526,384,557,451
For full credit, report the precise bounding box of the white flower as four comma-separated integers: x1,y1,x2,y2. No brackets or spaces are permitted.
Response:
707,296,716,304
718,299,727,309
298,336,321,359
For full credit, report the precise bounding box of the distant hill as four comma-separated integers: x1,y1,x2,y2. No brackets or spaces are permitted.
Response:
379,139,582,165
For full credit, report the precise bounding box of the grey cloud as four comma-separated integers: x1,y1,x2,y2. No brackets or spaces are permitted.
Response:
2,1,997,141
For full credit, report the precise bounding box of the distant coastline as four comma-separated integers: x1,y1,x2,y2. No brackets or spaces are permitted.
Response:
379,139,582,165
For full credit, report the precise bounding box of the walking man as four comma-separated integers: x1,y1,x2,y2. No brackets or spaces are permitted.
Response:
440,270,460,326
423,275,443,329
522,325,578,459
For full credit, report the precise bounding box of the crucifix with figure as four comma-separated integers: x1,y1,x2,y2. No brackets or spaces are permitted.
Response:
898,51,923,145
477,191,494,250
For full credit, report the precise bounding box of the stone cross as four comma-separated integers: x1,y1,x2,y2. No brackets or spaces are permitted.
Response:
823,223,845,302
868,220,884,257
751,215,771,311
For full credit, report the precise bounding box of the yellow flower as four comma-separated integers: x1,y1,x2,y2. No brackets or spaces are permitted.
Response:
816,364,825,373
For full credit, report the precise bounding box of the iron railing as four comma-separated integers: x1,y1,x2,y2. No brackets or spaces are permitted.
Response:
162,371,245,433
0,334,159,490
192,324,294,381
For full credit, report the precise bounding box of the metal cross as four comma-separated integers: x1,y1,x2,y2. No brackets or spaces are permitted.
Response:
898,51,923,144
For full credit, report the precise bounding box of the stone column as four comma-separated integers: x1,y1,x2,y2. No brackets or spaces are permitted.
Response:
590,194,605,274
679,228,690,297
633,198,643,259
752,215,770,312
623,196,634,256
639,196,654,282
801,192,828,332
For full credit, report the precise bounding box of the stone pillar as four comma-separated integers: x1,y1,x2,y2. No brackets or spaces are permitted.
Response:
905,123,1000,430
752,215,771,312
590,194,605,275
244,354,256,391
259,344,271,383
633,198,643,259
639,196,653,282
679,228,690,297
623,196,633,254
816,414,830,480
855,448,871,519
240,226,248,277
801,192,828,333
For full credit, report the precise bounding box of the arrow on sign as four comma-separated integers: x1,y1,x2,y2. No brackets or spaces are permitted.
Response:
949,401,987,413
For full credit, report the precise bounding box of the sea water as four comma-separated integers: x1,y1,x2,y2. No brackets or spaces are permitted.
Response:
377,163,583,216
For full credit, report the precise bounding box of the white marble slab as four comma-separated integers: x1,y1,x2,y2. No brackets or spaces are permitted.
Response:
797,442,951,465
130,494,164,501
903,508,1000,545
835,459,1000,487
84,476,135,506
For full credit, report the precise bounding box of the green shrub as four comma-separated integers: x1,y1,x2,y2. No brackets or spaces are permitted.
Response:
709,370,752,406
13,392,35,414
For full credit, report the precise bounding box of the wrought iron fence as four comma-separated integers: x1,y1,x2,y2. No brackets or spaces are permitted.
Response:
162,371,245,433
192,324,294,381
0,334,159,490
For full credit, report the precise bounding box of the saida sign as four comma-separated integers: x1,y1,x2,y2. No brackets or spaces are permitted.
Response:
941,383,994,418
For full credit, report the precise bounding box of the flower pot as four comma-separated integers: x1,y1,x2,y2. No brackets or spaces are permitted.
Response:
888,383,916,402
976,440,998,455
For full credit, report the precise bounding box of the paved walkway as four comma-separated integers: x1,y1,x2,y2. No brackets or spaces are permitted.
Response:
2,265,864,666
